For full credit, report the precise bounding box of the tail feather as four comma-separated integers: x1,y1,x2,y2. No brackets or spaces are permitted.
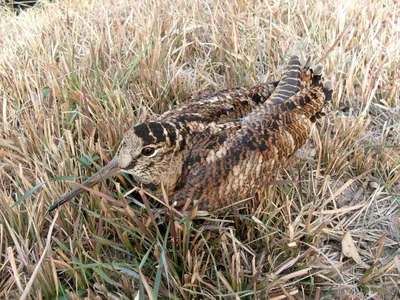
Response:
266,56,302,105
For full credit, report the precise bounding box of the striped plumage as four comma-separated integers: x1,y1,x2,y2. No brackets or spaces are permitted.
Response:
48,56,333,212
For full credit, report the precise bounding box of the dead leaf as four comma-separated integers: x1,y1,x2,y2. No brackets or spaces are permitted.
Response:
394,255,400,273
342,231,362,264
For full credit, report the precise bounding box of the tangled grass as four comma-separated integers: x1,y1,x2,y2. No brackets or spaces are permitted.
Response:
0,0,399,299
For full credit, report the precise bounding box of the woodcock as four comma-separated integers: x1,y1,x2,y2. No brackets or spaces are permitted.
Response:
48,56,333,213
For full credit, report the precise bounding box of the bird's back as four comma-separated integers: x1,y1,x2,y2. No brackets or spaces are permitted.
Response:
171,56,333,211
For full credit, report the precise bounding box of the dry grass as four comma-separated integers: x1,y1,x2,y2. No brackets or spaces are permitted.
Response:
0,0,399,299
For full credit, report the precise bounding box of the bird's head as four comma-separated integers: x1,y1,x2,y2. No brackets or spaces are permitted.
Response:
47,121,187,212
117,121,187,193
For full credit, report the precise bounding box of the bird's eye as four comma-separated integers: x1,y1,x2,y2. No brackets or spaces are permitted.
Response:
141,146,156,156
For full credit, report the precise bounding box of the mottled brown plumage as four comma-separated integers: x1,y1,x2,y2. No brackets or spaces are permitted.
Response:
48,56,333,213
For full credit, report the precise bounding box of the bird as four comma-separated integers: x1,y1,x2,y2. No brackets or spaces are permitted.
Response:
48,56,333,213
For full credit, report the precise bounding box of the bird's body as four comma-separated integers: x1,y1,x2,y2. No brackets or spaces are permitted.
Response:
48,56,333,213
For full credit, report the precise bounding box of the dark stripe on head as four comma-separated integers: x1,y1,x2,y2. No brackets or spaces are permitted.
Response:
179,135,186,150
148,122,166,143
134,123,155,145
163,122,177,146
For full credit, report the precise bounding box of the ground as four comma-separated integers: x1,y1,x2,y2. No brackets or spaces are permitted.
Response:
0,0,399,299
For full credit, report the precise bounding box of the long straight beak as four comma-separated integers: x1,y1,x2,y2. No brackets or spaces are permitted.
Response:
48,156,120,212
